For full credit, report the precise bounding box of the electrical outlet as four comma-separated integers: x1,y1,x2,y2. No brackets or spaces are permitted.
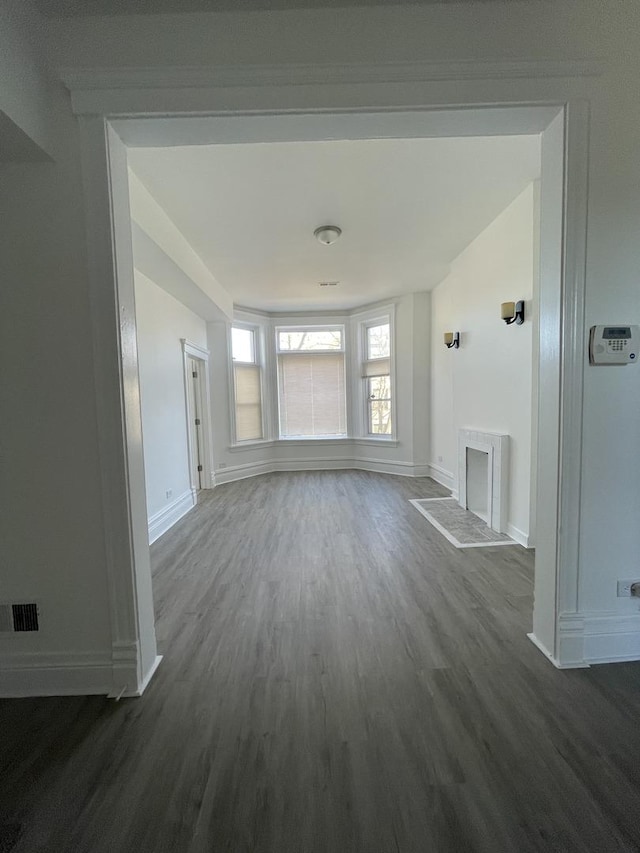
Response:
165,489,173,500
437,455,443,463
218,462,227,469
617,579,640,597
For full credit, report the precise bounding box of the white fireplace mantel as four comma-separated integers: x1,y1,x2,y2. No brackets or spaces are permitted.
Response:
458,430,509,533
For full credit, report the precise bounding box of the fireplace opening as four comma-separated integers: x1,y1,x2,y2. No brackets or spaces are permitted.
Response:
466,447,490,523
458,430,509,533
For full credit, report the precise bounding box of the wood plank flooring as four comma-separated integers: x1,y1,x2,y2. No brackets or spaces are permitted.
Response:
3,471,640,852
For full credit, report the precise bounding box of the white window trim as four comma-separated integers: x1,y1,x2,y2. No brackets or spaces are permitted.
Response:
352,305,397,441
275,322,348,440
228,320,267,445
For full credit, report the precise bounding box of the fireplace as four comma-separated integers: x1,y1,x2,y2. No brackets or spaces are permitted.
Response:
458,430,509,533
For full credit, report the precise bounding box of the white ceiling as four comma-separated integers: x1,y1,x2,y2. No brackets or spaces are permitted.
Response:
128,134,540,312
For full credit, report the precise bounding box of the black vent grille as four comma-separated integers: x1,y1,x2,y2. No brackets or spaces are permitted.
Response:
12,603,39,632
0,822,23,852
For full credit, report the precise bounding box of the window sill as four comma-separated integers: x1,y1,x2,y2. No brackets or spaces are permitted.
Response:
353,437,399,447
228,439,276,452
229,436,399,451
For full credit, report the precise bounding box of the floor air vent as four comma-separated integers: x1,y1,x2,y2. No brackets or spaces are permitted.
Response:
0,603,39,632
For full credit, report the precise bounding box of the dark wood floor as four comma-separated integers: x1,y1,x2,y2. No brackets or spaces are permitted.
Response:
3,471,640,852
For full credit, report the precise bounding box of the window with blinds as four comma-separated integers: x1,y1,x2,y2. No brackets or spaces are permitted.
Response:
277,327,347,438
232,326,263,442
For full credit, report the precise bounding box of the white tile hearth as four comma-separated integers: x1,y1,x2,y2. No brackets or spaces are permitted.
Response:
409,497,518,549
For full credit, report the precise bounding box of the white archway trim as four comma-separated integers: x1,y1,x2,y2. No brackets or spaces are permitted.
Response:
69,61,594,694
62,58,604,113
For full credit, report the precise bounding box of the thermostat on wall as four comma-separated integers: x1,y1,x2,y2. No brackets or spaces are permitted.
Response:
589,325,640,365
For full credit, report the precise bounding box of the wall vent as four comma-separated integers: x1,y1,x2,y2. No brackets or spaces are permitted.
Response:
0,603,39,632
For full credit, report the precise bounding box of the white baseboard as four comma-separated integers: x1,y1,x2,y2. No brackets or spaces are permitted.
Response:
108,654,163,698
527,632,561,667
352,456,428,477
555,613,590,667
148,488,195,544
215,459,273,484
427,462,455,493
550,610,640,668
409,463,431,478
0,651,114,697
0,648,163,699
527,631,588,669
134,654,163,696
507,523,531,548
583,612,640,664
216,456,430,484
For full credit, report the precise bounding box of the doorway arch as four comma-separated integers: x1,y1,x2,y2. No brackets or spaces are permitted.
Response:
69,63,591,693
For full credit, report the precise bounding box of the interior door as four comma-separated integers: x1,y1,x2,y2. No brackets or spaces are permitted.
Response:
187,356,204,490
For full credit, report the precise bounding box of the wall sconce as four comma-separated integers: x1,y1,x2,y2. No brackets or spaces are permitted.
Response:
501,300,525,325
444,331,460,349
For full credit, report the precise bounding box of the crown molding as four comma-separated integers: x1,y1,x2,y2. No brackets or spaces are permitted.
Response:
61,58,605,96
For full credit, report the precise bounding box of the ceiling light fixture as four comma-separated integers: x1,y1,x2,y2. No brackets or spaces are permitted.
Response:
314,225,342,245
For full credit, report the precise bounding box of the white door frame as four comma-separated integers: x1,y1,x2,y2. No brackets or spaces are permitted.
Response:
68,60,596,693
182,338,215,493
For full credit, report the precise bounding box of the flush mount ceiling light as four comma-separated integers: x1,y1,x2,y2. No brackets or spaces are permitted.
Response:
314,225,342,245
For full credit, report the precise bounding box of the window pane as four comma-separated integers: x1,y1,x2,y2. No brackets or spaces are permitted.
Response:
367,374,392,435
232,327,255,363
278,353,346,437
278,329,342,351
368,375,391,401
368,400,392,434
367,323,390,359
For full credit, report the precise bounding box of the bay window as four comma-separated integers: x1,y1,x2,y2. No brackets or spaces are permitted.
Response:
229,310,395,446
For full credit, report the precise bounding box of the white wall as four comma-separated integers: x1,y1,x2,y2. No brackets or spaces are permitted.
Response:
41,3,633,70
430,184,536,544
128,170,232,321
134,271,207,539
0,8,112,693
0,0,57,160
208,292,431,481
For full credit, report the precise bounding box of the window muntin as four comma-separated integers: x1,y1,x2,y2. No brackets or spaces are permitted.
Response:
231,325,263,442
276,325,346,438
